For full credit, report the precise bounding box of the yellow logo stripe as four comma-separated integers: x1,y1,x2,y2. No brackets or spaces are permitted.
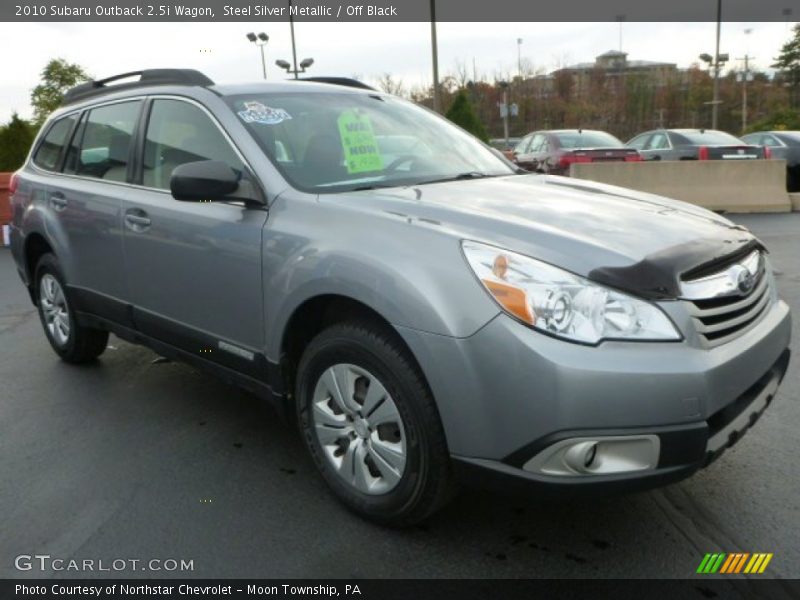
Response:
758,553,773,573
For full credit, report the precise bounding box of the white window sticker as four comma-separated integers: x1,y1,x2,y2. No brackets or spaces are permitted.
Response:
237,101,292,125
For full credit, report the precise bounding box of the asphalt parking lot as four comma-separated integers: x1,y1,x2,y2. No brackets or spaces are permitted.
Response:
1,213,798,582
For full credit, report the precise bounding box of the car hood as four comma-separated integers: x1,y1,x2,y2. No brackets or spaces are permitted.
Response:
324,174,759,299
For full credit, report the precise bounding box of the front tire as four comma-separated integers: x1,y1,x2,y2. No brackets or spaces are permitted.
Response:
296,321,454,526
34,253,109,363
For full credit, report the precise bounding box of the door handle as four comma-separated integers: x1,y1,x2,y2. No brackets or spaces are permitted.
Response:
124,212,151,230
50,193,67,211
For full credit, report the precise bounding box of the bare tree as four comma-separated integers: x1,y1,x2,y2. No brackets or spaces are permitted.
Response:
375,73,406,97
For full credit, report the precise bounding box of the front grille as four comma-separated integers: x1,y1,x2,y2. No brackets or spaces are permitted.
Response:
683,252,773,348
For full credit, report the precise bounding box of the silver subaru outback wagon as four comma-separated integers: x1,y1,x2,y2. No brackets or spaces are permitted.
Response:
9,69,792,525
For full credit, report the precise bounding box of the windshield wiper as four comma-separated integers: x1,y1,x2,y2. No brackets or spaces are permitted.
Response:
351,183,401,191
417,172,497,186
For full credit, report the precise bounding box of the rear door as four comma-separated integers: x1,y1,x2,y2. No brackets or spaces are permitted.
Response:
122,97,268,373
36,101,142,324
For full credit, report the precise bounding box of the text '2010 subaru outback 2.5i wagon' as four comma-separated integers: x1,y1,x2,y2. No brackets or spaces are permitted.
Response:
9,69,792,526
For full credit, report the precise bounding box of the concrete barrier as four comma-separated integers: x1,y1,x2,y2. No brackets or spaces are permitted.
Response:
570,160,792,213
790,193,800,212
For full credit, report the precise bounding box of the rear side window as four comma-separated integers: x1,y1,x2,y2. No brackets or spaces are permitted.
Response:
33,114,78,171
142,99,244,190
64,100,141,182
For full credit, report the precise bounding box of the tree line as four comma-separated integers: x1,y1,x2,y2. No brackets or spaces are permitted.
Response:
2,24,799,172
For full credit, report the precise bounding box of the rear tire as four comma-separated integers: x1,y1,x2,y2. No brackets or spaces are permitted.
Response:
296,320,455,526
34,253,108,363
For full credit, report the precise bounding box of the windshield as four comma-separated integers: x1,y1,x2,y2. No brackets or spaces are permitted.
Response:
554,131,624,149
677,130,745,145
225,92,515,193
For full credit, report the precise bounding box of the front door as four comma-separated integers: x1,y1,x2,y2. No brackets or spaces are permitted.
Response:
121,97,268,374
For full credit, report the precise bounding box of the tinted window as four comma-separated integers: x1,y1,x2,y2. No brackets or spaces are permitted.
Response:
143,99,244,190
677,130,745,145
554,131,623,148
760,134,782,147
64,101,141,182
33,115,78,171
781,133,800,146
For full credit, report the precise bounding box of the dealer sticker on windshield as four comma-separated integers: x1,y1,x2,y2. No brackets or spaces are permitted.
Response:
237,101,292,125
337,110,383,174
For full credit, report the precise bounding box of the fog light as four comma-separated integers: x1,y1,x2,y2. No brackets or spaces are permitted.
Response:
523,435,660,476
563,441,599,474
584,442,597,468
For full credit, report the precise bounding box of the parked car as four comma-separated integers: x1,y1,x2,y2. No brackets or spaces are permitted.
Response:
740,130,800,192
9,69,792,526
627,129,768,161
490,137,521,160
511,129,642,175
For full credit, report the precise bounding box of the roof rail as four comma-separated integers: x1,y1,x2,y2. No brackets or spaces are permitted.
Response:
62,69,215,106
299,77,376,91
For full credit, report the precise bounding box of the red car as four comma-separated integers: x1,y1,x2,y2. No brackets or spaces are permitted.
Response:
512,129,642,175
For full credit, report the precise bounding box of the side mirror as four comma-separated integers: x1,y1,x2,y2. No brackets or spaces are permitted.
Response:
170,160,242,202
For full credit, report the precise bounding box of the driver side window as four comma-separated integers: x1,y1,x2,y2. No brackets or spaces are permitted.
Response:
143,99,245,191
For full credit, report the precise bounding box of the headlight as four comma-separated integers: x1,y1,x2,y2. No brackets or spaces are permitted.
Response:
462,241,681,344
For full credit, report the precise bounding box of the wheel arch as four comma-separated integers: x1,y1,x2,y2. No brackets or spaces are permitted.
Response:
277,294,432,418
22,232,55,304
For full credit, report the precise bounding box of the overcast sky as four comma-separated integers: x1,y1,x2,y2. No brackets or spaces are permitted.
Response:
0,21,794,123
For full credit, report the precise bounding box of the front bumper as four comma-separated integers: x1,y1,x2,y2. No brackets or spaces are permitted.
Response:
454,347,789,496
396,298,791,493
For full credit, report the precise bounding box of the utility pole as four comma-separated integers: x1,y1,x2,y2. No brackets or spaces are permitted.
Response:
430,0,441,113
711,0,722,129
499,81,510,146
616,15,625,53
738,28,754,135
517,38,523,81
738,54,754,133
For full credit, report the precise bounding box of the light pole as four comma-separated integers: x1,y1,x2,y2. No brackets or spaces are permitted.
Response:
517,38,523,81
277,1,313,80
711,0,722,129
738,28,754,134
499,80,510,147
246,32,269,80
430,0,441,112
699,51,728,128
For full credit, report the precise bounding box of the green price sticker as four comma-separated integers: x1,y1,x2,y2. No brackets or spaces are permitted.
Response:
337,110,383,174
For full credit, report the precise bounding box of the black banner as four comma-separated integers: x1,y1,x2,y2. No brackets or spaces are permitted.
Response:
4,579,800,600
3,0,798,22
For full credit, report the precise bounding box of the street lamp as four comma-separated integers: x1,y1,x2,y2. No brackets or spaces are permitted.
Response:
276,57,314,78
277,0,314,80
699,50,728,128
246,32,269,80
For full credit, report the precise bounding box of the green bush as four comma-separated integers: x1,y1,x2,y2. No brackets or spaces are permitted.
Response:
746,109,800,133
445,91,489,142
0,113,36,172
